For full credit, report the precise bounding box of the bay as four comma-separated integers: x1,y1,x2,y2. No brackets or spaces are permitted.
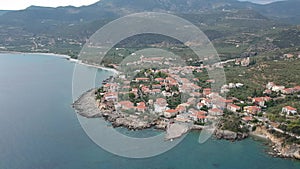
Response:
0,53,299,169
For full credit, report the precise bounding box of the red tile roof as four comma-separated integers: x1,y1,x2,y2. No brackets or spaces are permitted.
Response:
283,106,297,111
165,109,178,113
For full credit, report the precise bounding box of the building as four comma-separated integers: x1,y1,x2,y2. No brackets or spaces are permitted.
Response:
272,85,285,92
164,109,178,118
176,105,186,114
118,101,134,110
208,108,223,116
244,106,261,115
190,111,207,123
104,92,118,102
242,116,253,123
103,83,118,92
135,77,149,82
136,102,147,112
266,82,275,90
252,97,266,107
282,88,295,94
154,98,168,113
282,106,298,116
227,104,241,113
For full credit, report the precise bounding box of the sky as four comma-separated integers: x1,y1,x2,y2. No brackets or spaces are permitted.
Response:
0,0,100,10
0,0,285,10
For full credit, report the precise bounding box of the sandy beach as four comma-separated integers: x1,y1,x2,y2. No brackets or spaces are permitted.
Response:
0,51,119,74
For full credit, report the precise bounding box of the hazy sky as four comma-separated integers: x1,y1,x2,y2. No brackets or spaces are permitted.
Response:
0,0,285,10
0,0,100,10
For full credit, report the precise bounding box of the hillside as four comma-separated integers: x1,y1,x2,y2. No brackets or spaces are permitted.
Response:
0,0,299,58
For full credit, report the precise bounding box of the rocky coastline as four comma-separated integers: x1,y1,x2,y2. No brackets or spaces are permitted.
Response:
72,89,193,139
252,126,300,160
72,89,300,160
215,129,249,141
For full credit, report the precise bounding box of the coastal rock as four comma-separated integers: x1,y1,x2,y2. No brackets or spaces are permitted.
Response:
165,123,191,140
256,126,300,160
72,89,103,118
113,117,151,130
215,130,237,140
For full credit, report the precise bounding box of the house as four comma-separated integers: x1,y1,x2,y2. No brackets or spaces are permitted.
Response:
241,57,250,67
175,114,191,123
136,102,147,112
155,78,165,83
244,106,261,115
227,104,241,113
103,83,118,92
190,111,207,122
176,105,186,114
282,106,298,116
201,98,212,108
154,98,168,113
236,83,244,88
283,53,294,59
242,116,253,123
152,84,161,89
282,88,295,94
252,97,265,107
263,89,272,95
272,85,285,92
266,82,275,90
150,89,161,94
141,86,150,93
118,101,135,110
208,108,223,116
104,92,118,101
135,77,149,82
293,86,300,93
214,98,233,109
164,109,178,118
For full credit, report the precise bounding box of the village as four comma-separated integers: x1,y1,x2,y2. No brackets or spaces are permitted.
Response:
94,55,300,142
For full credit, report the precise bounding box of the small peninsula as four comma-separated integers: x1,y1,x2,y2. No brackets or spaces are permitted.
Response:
73,55,300,160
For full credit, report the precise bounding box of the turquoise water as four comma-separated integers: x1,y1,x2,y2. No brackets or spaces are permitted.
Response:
0,53,300,169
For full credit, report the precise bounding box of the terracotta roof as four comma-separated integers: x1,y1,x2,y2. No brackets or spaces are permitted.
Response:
155,98,167,106
209,108,223,113
136,77,149,81
137,102,147,110
242,116,253,121
283,106,297,111
228,103,240,109
253,97,264,102
165,109,178,113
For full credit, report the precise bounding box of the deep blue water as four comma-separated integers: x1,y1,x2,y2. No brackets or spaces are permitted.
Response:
0,53,300,169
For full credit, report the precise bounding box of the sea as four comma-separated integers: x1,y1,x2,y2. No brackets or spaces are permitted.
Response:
0,53,300,169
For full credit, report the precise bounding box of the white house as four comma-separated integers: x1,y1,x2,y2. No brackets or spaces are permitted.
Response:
154,98,168,113
282,106,298,116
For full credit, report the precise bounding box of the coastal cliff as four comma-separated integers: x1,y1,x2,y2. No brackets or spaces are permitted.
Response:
253,126,300,160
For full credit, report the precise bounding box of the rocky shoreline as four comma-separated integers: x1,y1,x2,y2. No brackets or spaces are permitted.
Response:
252,126,300,160
72,89,193,140
215,129,249,141
72,90,300,160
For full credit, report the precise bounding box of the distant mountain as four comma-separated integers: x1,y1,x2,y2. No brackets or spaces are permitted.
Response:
0,0,299,57
255,0,300,24
0,10,12,16
0,0,299,25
